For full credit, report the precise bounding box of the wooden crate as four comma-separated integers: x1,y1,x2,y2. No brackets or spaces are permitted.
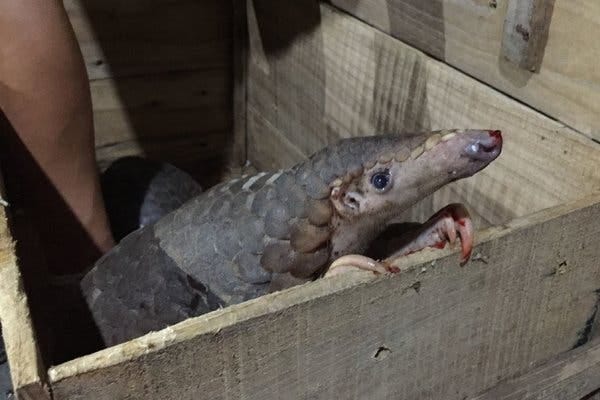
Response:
1,0,600,399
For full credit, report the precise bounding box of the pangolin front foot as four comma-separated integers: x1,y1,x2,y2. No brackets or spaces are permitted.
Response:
388,203,473,265
324,203,474,278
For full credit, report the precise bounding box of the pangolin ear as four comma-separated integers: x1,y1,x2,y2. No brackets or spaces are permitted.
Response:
331,187,364,215
343,191,364,211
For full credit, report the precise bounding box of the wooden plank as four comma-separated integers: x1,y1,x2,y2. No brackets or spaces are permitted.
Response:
65,0,232,81
469,338,600,400
89,69,232,180
47,192,600,399
501,0,555,72
0,182,50,399
329,0,600,140
246,2,600,228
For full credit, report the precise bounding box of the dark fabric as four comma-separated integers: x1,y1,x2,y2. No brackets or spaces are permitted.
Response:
101,156,202,242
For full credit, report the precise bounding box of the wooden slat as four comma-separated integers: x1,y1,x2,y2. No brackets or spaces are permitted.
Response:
47,192,600,399
246,2,600,229
330,0,600,140
469,338,600,400
501,0,555,72
65,0,231,81
0,180,50,399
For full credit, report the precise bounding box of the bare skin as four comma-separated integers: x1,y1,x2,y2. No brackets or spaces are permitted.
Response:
0,0,114,274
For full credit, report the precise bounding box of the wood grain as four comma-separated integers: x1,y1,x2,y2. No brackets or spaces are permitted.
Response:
65,0,231,81
246,2,600,229
469,338,600,400
501,0,555,72
48,193,600,399
330,0,600,140
0,181,50,399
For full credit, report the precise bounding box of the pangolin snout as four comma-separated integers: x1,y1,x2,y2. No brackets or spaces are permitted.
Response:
463,130,503,161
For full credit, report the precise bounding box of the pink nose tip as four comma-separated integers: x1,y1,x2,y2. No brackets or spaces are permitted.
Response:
488,130,502,144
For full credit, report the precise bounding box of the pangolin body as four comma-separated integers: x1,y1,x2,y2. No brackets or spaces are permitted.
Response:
84,130,502,346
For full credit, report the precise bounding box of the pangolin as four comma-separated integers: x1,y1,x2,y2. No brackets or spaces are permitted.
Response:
84,129,503,346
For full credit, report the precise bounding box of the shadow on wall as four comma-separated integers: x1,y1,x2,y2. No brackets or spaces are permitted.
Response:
246,0,327,163
71,0,235,188
252,0,322,55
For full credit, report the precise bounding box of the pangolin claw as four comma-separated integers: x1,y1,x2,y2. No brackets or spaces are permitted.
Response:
388,203,474,266
325,254,400,277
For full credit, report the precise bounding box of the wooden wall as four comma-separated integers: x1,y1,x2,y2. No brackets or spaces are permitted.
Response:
330,0,600,141
65,0,235,186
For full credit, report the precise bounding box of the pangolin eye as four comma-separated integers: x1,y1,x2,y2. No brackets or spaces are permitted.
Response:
370,169,391,191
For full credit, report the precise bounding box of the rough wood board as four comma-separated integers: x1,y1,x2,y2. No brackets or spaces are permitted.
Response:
48,193,600,399
501,0,555,72
469,338,600,400
64,0,231,81
246,2,600,228
0,198,49,398
329,0,600,140
89,70,232,173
